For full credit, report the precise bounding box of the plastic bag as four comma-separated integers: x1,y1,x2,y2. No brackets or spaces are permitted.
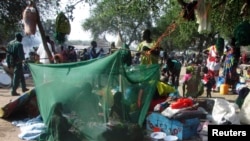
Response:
211,98,240,125
239,93,250,124
156,81,175,96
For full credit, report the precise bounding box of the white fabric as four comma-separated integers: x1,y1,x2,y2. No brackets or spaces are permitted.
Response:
161,107,182,118
195,0,211,33
36,43,53,64
206,61,220,71
159,51,164,57
206,46,221,71
211,98,240,125
239,93,250,124
239,76,246,83
154,104,161,111
236,83,247,94
12,116,47,141
209,46,217,57
0,73,11,85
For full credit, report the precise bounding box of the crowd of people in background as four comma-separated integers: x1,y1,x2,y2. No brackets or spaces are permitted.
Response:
1,28,249,104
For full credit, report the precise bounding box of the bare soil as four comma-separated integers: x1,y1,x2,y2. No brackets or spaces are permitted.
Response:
0,76,34,141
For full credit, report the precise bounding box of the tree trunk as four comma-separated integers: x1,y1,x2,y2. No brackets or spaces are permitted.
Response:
34,5,53,63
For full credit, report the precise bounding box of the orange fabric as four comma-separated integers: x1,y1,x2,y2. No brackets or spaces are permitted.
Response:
170,98,193,109
54,54,63,63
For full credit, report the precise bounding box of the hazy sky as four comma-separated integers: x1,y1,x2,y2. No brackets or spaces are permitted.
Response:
64,2,116,42
66,3,92,41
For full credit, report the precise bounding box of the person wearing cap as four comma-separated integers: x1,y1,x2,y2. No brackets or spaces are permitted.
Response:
6,32,29,96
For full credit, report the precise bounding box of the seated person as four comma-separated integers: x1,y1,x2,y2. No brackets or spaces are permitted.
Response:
73,82,102,122
48,103,83,141
109,91,130,122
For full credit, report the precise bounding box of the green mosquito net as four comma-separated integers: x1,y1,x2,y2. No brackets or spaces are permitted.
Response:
28,49,160,141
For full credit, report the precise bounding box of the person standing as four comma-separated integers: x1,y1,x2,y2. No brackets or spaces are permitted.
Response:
182,65,203,98
60,45,69,63
67,45,77,62
121,44,132,67
90,41,104,59
46,35,56,55
6,33,29,96
137,29,159,65
203,37,224,91
159,48,165,65
80,48,90,61
110,42,118,54
36,36,54,64
223,42,239,94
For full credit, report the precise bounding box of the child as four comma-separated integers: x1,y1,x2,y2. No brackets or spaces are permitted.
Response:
180,66,193,97
202,66,215,98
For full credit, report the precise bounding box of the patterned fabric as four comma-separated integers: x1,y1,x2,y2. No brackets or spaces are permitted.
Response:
223,53,234,76
206,45,220,71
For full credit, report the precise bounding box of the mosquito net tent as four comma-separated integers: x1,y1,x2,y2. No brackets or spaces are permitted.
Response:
28,49,160,141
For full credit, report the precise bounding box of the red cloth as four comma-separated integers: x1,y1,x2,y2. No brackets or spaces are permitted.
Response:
170,98,193,109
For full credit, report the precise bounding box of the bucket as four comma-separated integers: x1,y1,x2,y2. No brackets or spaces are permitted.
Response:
220,84,229,95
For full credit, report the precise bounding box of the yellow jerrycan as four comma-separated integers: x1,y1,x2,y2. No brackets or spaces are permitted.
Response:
220,84,229,95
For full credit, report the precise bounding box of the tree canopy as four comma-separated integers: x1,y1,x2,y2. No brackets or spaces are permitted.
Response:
81,0,249,50
0,0,60,44
0,0,249,51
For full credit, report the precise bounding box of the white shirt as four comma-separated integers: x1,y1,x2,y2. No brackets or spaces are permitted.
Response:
160,50,164,57
36,43,53,64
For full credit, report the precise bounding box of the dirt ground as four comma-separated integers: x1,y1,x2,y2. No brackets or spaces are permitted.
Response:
0,75,34,141
0,67,239,141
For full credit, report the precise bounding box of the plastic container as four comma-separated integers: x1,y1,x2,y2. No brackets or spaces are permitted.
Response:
147,113,200,140
220,84,229,95
150,132,166,140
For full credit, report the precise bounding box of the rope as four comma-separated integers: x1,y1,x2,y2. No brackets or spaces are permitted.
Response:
150,0,202,52
152,22,177,50
142,0,203,64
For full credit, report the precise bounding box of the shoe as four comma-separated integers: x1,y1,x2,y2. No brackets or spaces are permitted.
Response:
22,88,29,93
11,92,20,96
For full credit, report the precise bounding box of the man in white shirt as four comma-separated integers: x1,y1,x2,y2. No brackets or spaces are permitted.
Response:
36,37,54,64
